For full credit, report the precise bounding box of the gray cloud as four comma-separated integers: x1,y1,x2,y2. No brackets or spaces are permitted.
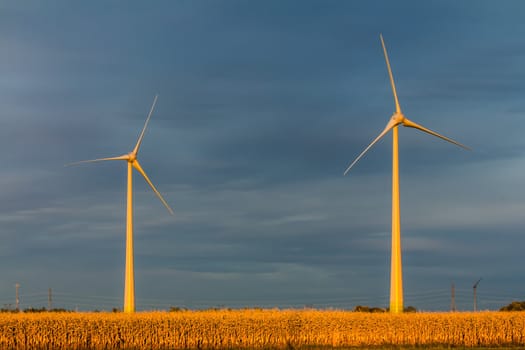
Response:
1,1,525,312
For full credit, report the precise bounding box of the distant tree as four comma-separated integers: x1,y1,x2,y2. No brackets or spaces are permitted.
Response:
500,301,525,311
354,305,415,313
169,306,187,312
354,305,386,313
0,308,16,313
353,305,370,312
404,306,417,313
49,308,70,313
371,307,386,313
23,307,47,313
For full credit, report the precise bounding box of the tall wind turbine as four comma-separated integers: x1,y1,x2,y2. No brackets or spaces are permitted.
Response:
344,35,469,313
70,95,174,313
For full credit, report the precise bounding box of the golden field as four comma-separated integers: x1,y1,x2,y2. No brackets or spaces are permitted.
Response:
0,309,524,349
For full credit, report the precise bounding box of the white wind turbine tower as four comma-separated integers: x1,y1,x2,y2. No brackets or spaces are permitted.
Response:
70,95,174,313
344,35,469,313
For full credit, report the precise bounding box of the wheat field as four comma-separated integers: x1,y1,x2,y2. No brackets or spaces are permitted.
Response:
0,309,524,349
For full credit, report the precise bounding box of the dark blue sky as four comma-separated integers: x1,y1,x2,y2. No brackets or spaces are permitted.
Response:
1,1,525,311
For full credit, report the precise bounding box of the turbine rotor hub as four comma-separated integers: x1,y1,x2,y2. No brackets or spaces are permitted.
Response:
391,112,405,125
127,152,137,162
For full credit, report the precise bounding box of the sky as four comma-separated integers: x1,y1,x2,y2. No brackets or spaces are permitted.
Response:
1,1,525,312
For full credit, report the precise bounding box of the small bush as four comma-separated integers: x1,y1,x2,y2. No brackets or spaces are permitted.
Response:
500,301,525,311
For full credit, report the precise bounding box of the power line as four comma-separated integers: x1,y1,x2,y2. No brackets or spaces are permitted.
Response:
451,282,456,312
15,283,20,311
48,288,52,311
1,283,523,312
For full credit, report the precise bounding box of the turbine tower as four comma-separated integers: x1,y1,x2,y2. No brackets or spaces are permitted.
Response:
71,95,174,313
344,35,469,313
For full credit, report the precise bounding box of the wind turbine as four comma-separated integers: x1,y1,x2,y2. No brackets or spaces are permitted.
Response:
70,95,174,313
343,35,469,313
473,277,482,312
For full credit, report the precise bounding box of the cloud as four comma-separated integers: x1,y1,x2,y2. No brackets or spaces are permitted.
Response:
1,1,525,311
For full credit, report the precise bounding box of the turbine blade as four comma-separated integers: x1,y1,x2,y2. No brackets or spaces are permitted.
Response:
132,160,174,215
380,34,401,114
132,94,158,155
344,118,398,175
402,118,471,150
66,155,129,167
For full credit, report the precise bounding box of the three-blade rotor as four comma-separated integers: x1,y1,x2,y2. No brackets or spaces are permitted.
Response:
344,34,469,175
68,95,174,215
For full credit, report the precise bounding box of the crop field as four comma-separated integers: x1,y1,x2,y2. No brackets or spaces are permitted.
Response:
0,309,524,349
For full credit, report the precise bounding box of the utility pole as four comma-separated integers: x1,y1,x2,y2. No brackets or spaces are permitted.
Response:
48,288,52,311
473,278,482,312
15,283,20,311
450,282,456,312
